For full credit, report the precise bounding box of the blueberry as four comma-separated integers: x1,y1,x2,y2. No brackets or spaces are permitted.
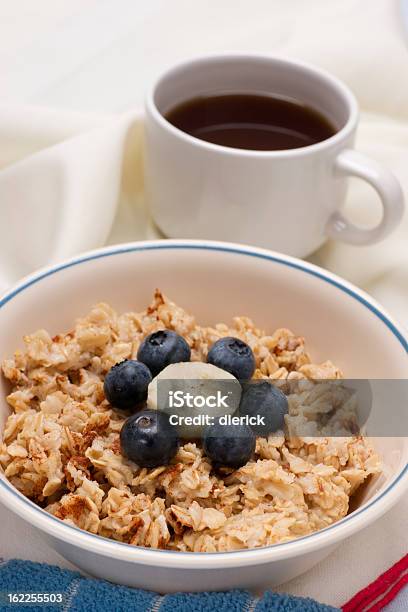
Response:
137,330,191,377
239,381,288,436
104,360,152,411
120,409,179,468
203,419,255,468
207,337,255,381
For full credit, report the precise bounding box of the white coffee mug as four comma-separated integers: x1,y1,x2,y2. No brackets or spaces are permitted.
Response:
144,55,404,258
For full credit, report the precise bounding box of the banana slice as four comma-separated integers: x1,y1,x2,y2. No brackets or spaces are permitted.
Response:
147,362,241,438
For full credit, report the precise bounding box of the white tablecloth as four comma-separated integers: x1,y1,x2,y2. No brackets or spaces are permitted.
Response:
0,1,407,607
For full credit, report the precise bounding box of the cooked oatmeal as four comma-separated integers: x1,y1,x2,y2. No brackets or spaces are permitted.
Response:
0,290,380,552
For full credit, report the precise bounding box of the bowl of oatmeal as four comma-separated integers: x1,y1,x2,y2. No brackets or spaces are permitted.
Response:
0,240,407,592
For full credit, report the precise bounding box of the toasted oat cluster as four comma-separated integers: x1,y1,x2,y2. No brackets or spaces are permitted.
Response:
0,291,380,552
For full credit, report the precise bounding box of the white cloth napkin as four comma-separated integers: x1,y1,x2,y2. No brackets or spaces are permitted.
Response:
0,0,407,326
0,0,407,607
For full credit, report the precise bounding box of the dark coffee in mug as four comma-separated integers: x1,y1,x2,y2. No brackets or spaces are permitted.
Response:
165,93,336,151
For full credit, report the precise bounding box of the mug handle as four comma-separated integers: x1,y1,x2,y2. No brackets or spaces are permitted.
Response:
326,149,404,245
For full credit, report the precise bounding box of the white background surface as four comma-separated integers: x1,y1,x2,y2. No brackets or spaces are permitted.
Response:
0,1,407,607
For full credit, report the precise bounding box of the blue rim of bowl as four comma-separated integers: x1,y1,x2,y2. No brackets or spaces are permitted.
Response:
0,241,407,559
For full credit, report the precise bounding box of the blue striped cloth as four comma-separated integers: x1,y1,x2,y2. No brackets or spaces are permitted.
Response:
0,559,339,611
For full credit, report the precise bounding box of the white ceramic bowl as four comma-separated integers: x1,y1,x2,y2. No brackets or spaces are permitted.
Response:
0,240,407,592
